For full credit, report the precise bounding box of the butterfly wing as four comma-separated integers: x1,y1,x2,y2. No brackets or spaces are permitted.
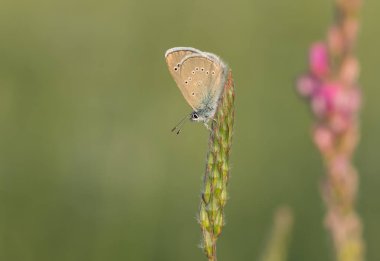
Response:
177,54,227,111
165,47,202,83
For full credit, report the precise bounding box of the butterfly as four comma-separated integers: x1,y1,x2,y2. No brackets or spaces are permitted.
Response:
165,47,228,134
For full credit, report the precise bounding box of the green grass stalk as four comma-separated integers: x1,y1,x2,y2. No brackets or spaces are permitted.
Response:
199,70,235,261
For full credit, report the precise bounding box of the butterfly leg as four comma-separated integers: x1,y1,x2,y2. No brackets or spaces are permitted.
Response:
203,119,214,131
204,122,212,131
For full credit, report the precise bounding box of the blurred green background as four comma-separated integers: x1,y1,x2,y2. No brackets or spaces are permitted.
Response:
0,0,379,260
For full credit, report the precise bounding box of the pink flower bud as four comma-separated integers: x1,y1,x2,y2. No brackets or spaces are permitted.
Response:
336,89,361,117
339,56,360,85
330,113,349,133
343,19,359,44
311,83,340,117
330,156,350,179
296,75,319,97
313,126,334,153
328,26,344,56
346,88,361,113
310,43,329,78
311,95,328,118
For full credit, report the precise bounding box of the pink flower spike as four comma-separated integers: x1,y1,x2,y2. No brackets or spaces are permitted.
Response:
310,43,329,78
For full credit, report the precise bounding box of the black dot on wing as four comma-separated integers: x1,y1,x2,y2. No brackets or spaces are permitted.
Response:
192,92,195,96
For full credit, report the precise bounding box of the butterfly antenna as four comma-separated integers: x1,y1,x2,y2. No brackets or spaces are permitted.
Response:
175,120,189,135
171,114,191,134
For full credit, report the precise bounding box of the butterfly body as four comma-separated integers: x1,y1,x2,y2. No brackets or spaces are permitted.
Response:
165,47,228,127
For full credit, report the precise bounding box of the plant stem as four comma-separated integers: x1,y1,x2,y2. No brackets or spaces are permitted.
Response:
260,207,294,261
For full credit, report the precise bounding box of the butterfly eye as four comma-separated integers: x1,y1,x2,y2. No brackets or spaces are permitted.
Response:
193,113,198,119
195,67,199,71
192,71,195,74
201,68,204,71
185,81,188,84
